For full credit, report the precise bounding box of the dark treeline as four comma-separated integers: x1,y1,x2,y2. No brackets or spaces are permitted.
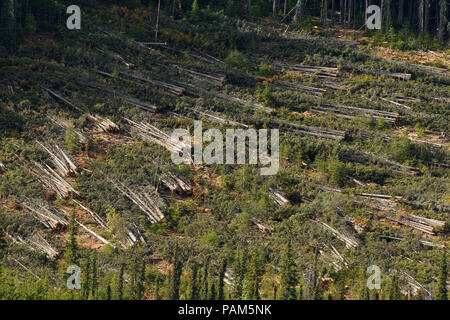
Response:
0,0,448,50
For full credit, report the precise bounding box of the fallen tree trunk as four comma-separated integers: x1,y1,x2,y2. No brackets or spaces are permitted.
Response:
312,219,359,249
310,103,399,123
29,161,79,198
109,178,165,224
275,121,346,140
87,82,158,112
88,114,120,133
22,199,68,230
161,172,192,194
269,188,290,206
124,117,190,156
36,141,78,177
76,220,110,245
73,200,108,229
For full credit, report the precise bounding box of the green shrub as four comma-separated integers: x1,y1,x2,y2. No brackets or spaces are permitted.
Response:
225,50,248,70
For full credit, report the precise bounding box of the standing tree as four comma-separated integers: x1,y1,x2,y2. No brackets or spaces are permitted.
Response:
280,242,298,300
437,248,448,300
388,274,402,300
118,263,124,300
438,0,448,44
294,0,304,22
201,257,210,299
91,252,98,299
217,259,227,300
65,210,79,265
169,256,182,300
188,261,199,300
244,249,262,300
82,256,91,300
232,249,246,299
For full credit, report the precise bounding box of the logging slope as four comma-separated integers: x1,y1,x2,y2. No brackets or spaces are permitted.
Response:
0,3,449,300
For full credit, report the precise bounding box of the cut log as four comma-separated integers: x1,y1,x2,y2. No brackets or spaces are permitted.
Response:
22,199,68,230
73,200,108,229
36,141,78,177
250,218,273,234
76,220,110,245
175,66,227,86
28,160,79,198
47,115,87,143
87,82,158,112
273,63,338,78
161,172,192,194
109,178,165,224
87,114,120,133
43,87,84,113
268,188,290,206
310,103,399,123
312,220,359,249
123,117,191,157
7,232,58,258
117,71,186,96
274,120,345,140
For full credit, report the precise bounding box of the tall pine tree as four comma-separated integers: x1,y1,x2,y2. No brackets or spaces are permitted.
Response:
280,241,298,300
437,248,448,300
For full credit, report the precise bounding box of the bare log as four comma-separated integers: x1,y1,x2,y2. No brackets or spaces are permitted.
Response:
76,220,110,245
310,103,399,123
73,200,108,229
109,178,165,223
268,188,290,206
312,220,359,249
22,199,68,230
161,172,192,194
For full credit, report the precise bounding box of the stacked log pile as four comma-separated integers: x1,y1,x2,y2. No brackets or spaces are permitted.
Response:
124,118,190,157
268,188,290,206
109,179,165,224
22,200,68,230
36,141,78,177
161,172,192,194
124,223,146,247
310,104,399,124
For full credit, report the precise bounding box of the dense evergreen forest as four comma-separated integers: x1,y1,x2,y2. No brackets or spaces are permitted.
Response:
0,0,449,300
1,0,449,49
